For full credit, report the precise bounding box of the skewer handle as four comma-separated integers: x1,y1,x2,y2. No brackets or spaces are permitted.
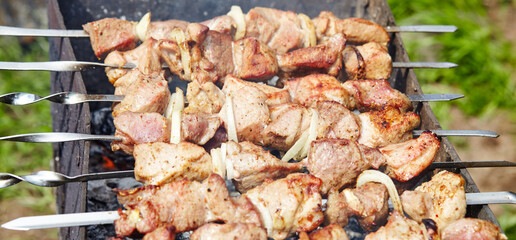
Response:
0,26,89,37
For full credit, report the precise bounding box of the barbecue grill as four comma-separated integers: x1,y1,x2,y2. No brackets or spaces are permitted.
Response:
12,0,498,239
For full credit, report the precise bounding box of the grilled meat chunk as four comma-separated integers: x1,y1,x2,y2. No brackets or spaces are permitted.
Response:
380,132,440,182
245,7,305,54
105,38,163,84
306,138,370,195
145,20,189,41
441,218,508,240
342,42,392,80
364,211,428,240
314,101,361,141
284,74,352,108
83,18,139,59
244,173,324,240
200,15,235,35
232,37,278,81
358,106,420,148
312,11,389,45
400,190,434,223
184,81,225,115
190,223,267,240
325,183,389,231
298,224,348,240
221,75,270,144
342,79,412,112
112,112,170,154
263,103,310,151
414,170,467,229
133,142,212,185
277,33,346,76
181,113,222,145
112,70,171,116
226,141,303,192
142,226,176,240
115,174,262,237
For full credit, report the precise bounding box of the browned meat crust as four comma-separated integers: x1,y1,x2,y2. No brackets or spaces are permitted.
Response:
190,223,267,240
441,218,508,240
83,18,139,59
342,79,412,112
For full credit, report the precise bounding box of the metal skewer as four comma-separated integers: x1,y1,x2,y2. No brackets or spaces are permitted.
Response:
2,191,513,231
0,25,457,38
0,170,134,188
0,92,124,105
0,130,499,144
0,92,464,105
1,160,513,189
0,60,456,71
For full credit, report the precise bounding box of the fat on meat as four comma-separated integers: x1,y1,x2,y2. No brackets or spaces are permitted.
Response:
133,141,213,185
225,141,304,192
112,112,170,154
342,79,412,112
244,173,324,240
184,81,225,115
112,70,171,117
414,170,467,229
325,183,389,231
441,218,508,240
115,174,262,237
358,106,421,148
342,41,392,80
190,223,267,240
380,131,440,182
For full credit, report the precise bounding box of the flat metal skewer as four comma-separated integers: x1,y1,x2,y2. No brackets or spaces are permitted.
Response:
1,160,513,189
0,92,463,105
0,130,499,144
0,25,457,37
0,61,456,71
0,92,124,105
2,191,512,231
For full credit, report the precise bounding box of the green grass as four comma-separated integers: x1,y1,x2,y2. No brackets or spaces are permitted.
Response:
0,36,54,211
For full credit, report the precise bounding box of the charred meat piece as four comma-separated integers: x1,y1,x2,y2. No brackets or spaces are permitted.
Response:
245,7,305,54
364,211,428,240
226,141,304,192
342,42,392,80
133,141,212,185
232,37,279,81
112,112,171,154
115,174,262,237
413,170,467,229
244,173,324,240
105,38,163,84
441,218,508,240
325,182,389,231
306,138,370,195
190,223,267,240
312,11,389,45
284,74,352,108
277,33,346,76
112,70,171,117
342,79,412,112
83,18,139,59
358,106,421,148
298,224,348,240
380,132,440,182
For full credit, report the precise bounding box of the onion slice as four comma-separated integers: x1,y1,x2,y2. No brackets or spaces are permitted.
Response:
221,143,235,180
170,88,184,144
227,5,246,40
300,109,319,157
136,12,151,42
281,129,309,162
298,13,316,47
210,147,226,179
225,95,238,142
356,170,403,213
169,28,192,80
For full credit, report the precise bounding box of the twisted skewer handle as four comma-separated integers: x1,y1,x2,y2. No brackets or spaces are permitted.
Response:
0,170,134,188
0,92,124,105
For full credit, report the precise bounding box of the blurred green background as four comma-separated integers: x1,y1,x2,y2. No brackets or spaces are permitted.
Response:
0,0,515,239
